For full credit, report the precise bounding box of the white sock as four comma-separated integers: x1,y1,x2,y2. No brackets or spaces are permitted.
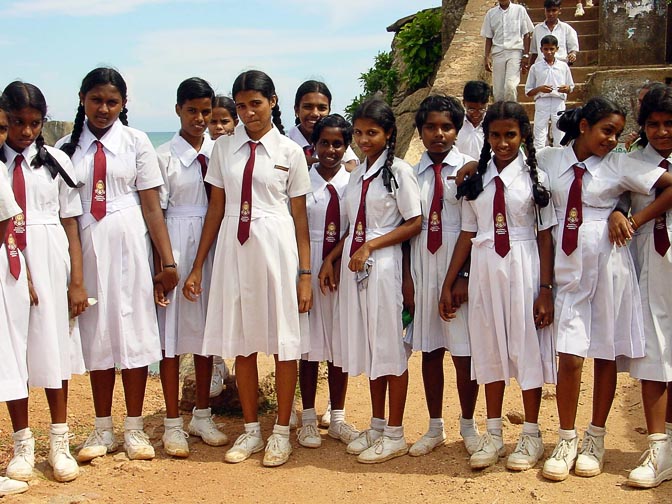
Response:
371,417,386,432
12,428,32,441
428,417,444,437
244,422,261,436
522,421,540,437
331,409,345,425
302,408,317,425
460,416,478,437
124,416,144,431
558,428,577,441
273,424,290,439
486,417,503,437
384,425,404,439
94,416,113,430
587,423,606,438
50,423,69,436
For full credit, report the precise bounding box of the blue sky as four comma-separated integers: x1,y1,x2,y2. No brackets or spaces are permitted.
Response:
1,0,440,132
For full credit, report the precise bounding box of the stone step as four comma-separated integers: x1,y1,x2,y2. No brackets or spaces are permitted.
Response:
527,6,599,23
574,49,597,66
523,0,599,10
570,65,599,81
568,19,598,36
517,82,586,102
520,100,583,119
530,33,597,53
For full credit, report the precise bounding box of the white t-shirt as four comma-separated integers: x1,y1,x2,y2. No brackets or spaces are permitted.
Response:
481,3,535,53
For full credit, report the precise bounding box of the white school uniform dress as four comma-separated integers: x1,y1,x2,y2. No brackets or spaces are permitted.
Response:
463,153,556,390
202,124,311,361
156,134,214,357
481,3,534,102
0,164,29,401
56,120,164,370
537,145,664,361
455,120,484,161
628,145,672,381
287,125,359,166
409,148,473,355
525,58,575,149
3,144,85,388
335,151,421,379
303,163,350,363
530,20,579,63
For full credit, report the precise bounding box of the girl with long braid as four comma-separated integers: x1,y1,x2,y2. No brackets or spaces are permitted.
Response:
439,101,557,472
320,97,422,464
57,67,178,463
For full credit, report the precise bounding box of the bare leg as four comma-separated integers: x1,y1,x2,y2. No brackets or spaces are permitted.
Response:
45,381,69,424
556,353,584,430
591,358,617,428
387,371,409,427
299,360,319,410
6,398,29,432
235,353,259,424
452,355,479,419
641,380,667,434
327,362,348,410
160,353,180,418
89,368,116,417
422,349,445,418
121,366,148,417
484,381,506,419
194,354,213,410
274,356,297,426
369,376,388,420
521,387,542,424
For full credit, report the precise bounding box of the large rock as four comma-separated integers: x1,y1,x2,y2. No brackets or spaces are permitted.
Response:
42,121,73,146
180,372,275,414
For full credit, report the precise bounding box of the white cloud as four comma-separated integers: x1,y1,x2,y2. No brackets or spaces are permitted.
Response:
0,0,175,16
284,0,425,27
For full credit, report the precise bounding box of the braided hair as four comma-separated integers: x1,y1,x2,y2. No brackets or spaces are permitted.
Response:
60,67,128,158
460,101,550,207
637,82,670,148
232,70,285,135
352,97,398,192
557,96,627,146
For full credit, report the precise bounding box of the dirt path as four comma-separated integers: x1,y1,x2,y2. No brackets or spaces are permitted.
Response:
0,354,669,503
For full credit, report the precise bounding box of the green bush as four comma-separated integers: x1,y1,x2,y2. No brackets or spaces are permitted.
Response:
345,51,398,121
397,9,443,91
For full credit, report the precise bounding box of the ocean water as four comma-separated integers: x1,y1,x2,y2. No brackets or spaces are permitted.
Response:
147,131,173,148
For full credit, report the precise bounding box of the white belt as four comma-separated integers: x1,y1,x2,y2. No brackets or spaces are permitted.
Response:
224,203,290,219
472,226,535,248
348,224,397,240
25,211,60,225
557,206,612,223
166,205,207,218
80,193,140,229
421,220,461,233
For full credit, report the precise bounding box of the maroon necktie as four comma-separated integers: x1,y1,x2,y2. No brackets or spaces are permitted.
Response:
303,145,315,159
427,163,444,254
5,155,25,279
349,172,379,257
196,153,211,200
654,159,671,256
90,141,107,221
493,176,510,257
562,164,585,256
323,184,340,259
237,141,257,245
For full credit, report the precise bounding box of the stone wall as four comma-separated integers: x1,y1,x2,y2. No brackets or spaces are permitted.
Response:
42,121,73,147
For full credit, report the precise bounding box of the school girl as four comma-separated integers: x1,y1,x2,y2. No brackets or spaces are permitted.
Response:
439,101,556,471
297,114,358,448
536,97,672,481
208,95,238,141
320,97,422,463
58,67,179,462
2,82,87,483
155,78,228,458
606,84,672,488
184,70,312,467
288,80,359,174
406,95,480,457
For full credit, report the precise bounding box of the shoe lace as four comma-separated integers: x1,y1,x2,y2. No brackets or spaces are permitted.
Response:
636,443,662,470
235,431,260,448
127,429,151,445
265,434,284,454
371,435,387,455
299,424,319,439
551,438,573,460
52,433,74,455
339,423,358,436
84,428,107,447
474,432,492,454
14,440,32,457
580,435,599,458
516,434,533,456
167,427,189,440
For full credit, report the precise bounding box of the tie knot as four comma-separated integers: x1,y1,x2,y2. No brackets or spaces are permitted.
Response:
248,141,258,153
326,183,337,197
572,164,585,178
432,163,443,175
494,175,504,189
660,159,671,170
14,155,24,168
95,140,104,151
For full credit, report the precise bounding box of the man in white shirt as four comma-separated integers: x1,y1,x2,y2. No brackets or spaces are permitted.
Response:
530,0,579,65
456,80,490,160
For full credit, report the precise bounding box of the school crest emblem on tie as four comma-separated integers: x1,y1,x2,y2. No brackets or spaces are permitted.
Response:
241,201,250,222
6,233,18,258
354,221,364,243
94,179,106,201
429,211,441,232
655,215,666,229
567,207,579,229
12,213,25,234
326,222,337,243
495,212,506,234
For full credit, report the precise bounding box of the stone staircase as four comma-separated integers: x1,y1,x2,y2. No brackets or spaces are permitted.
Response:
518,0,599,118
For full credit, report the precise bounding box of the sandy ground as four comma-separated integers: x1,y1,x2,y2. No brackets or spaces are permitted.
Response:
1,354,671,503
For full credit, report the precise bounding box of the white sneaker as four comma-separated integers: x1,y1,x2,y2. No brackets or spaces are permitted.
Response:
163,418,189,458
409,431,446,457
0,476,28,496
667,424,672,438
188,408,229,446
77,427,118,462
542,437,579,481
297,423,322,448
262,434,292,467
585,0,593,7
506,433,544,471
319,401,332,428
470,432,505,469
224,432,264,463
49,430,79,482
328,422,360,444
6,431,34,482
627,435,672,488
575,2,585,16
209,362,225,398
460,419,481,455
124,429,155,460
575,432,605,477
346,429,383,455
357,435,408,464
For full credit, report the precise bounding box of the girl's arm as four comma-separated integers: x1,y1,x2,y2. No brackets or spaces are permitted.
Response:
139,187,179,293
401,240,414,317
629,172,672,232
348,215,422,272
290,195,313,313
438,231,475,321
533,228,554,328
26,263,38,306
318,232,347,295
183,186,226,301
61,216,89,317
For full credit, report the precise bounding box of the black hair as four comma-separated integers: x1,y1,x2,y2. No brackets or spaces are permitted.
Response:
543,0,562,8
352,97,398,192
463,80,491,104
232,70,284,134
2,81,79,187
213,95,238,122
557,97,627,145
459,101,550,208
60,67,129,158
310,114,353,147
637,82,672,148
415,94,465,133
294,80,332,125
0,93,7,114
540,34,559,48
176,77,214,106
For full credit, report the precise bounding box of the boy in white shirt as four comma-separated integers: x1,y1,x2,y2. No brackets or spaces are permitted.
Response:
525,34,575,149
530,0,579,65
455,81,490,160
481,0,534,102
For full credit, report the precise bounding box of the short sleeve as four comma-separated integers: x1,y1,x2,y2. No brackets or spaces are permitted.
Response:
480,11,494,38
530,27,540,54
566,25,579,53
613,155,664,195
133,131,164,191
525,67,537,94
0,163,20,221
287,145,311,198
393,162,421,221
522,10,534,35
343,146,359,165
205,139,225,189
461,198,477,232
536,170,557,231
156,150,171,210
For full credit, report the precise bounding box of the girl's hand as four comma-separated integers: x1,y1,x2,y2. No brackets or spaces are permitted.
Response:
402,274,415,318
438,282,456,321
608,211,633,247
533,289,554,329
28,277,38,306
68,282,89,317
154,266,179,293
348,243,371,272
297,275,313,313
154,282,170,307
318,258,339,295
451,277,469,308
182,268,203,302
456,162,478,186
